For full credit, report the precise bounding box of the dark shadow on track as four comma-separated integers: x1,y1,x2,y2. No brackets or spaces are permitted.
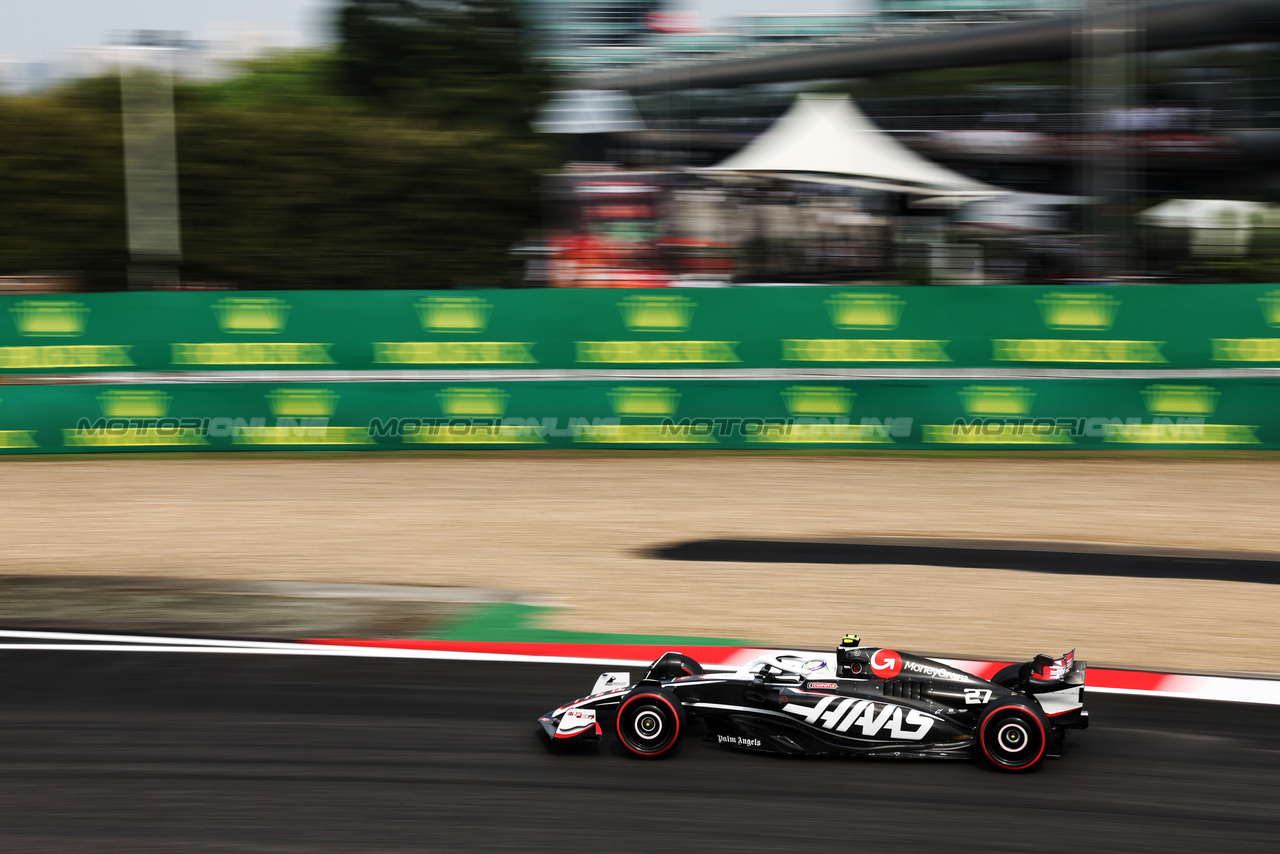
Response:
649,537,1280,584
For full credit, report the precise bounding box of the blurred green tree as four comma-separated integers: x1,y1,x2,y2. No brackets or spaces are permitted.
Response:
176,66,550,288
335,0,551,131
0,78,129,288
0,2,553,290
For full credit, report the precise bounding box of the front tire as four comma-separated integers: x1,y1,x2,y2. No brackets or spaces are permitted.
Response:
616,687,685,758
978,699,1048,772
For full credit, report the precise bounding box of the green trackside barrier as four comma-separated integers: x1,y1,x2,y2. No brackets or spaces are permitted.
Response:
3,285,1280,373
0,378,1276,453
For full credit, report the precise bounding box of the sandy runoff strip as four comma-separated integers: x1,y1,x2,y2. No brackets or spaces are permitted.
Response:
0,455,1277,673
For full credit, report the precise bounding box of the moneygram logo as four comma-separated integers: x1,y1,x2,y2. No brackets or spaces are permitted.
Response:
959,386,1035,417
436,387,510,418
266,389,339,418
1036,293,1121,330
416,296,492,333
618,294,695,332
98,390,172,418
825,293,905,330
781,386,854,417
607,387,680,418
212,297,290,334
1259,290,1280,327
1140,384,1219,417
10,300,90,337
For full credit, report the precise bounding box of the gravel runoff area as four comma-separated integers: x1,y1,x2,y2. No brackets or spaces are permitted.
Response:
1,455,1277,672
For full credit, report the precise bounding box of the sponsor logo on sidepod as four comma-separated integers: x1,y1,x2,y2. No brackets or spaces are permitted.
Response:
901,659,969,681
785,697,934,740
869,649,903,679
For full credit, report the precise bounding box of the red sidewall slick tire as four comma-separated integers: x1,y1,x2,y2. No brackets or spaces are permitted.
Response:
616,689,684,758
978,703,1047,772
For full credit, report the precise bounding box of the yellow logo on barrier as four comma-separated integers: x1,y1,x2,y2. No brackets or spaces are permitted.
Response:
921,424,1073,445
266,389,339,418
959,386,1035,417
607,387,680,418
781,339,950,362
0,398,38,449
825,293,905,330
574,385,708,444
401,386,543,444
782,386,854,417
618,294,695,332
1140,384,1219,417
576,341,739,363
574,424,716,444
235,388,371,445
991,339,1165,363
994,292,1165,363
374,341,535,364
213,297,290,334
171,342,335,365
921,385,1070,445
750,386,897,443
9,300,90,337
1036,293,1121,330
1212,339,1280,362
437,387,510,418
98,390,172,418
1260,290,1280,328
417,296,493,333
1105,384,1259,444
64,390,206,447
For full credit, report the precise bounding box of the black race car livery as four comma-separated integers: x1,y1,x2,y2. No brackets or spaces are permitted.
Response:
538,637,1088,772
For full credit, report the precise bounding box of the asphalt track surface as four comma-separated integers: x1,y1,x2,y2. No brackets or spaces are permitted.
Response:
0,652,1276,853
653,538,1280,584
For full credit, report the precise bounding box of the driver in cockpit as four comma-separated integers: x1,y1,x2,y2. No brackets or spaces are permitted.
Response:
836,633,865,677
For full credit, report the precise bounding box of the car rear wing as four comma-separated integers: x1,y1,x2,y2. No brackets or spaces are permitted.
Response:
1023,650,1086,692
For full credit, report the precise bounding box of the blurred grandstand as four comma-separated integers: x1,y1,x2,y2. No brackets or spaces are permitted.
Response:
4,0,1280,290
525,0,1280,286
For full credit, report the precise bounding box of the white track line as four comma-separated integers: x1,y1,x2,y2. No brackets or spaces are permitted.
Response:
0,641,655,667
5,630,1279,706
0,628,315,649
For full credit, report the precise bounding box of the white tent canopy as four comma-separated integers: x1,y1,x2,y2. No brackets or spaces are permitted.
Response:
699,93,1005,198
1139,198,1266,229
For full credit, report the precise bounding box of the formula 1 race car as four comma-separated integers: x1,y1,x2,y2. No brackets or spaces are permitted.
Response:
538,636,1088,772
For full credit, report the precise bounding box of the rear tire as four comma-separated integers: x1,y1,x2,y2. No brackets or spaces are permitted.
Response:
989,664,1022,689
978,699,1048,772
616,687,685,758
